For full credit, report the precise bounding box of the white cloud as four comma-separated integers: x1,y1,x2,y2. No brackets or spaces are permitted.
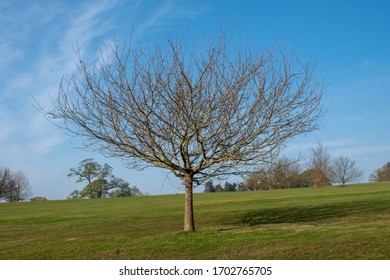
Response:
356,59,388,71
332,144,390,158
135,0,210,38
136,2,173,35
285,138,359,154
1,1,122,163
0,0,211,199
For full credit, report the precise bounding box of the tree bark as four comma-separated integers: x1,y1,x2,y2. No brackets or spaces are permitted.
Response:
183,173,195,232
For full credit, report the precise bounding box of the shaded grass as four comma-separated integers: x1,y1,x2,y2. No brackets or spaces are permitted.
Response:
1,183,390,259
241,198,390,225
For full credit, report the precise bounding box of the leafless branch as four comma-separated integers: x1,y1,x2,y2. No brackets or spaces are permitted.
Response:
38,30,324,231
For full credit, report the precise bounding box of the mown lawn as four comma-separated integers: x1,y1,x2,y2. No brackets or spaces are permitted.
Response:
1,183,390,259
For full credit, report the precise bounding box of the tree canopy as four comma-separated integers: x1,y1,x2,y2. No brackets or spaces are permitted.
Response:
41,30,324,232
67,158,136,199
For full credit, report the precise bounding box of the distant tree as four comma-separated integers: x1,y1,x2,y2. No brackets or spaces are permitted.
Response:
0,167,32,202
129,186,143,196
244,169,270,191
272,157,301,189
40,29,324,232
85,178,111,198
331,156,363,186
214,184,224,192
30,196,48,201
0,167,12,198
67,159,141,199
68,159,119,198
107,177,130,197
244,157,301,190
68,158,113,197
109,185,143,197
203,180,240,192
67,190,82,200
308,143,333,187
369,162,390,182
299,169,318,187
107,177,130,196
203,180,215,193
236,182,247,191
224,182,237,192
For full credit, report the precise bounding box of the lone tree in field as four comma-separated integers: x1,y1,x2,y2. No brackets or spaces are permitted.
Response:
0,167,32,202
331,156,363,186
67,158,131,198
41,31,324,232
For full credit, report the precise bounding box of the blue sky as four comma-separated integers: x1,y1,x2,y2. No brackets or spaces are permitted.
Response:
1,0,389,199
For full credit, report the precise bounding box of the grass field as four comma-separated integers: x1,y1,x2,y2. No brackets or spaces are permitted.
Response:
1,182,390,259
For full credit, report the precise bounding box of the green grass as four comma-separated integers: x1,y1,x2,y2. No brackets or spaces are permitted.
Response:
1,182,390,259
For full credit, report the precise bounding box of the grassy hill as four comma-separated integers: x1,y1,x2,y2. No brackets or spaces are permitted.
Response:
1,182,390,259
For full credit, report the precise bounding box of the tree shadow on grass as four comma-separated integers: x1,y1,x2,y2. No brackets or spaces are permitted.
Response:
241,199,389,227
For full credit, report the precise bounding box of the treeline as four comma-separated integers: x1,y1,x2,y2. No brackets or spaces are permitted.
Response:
203,181,245,192
243,143,365,190
204,143,368,192
2,149,390,202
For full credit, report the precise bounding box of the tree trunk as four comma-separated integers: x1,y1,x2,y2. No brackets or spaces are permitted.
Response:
183,173,195,232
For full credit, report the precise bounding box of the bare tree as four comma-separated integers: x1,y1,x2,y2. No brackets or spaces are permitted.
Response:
331,156,363,186
39,31,324,232
11,171,32,202
0,167,32,202
273,157,302,189
244,157,301,190
369,162,390,182
308,143,333,187
0,167,13,199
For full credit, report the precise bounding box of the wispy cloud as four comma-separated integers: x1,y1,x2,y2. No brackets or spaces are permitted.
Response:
136,2,173,35
332,143,390,158
135,0,210,37
286,137,390,159
1,1,122,163
357,59,386,70
286,138,359,153
0,0,210,198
